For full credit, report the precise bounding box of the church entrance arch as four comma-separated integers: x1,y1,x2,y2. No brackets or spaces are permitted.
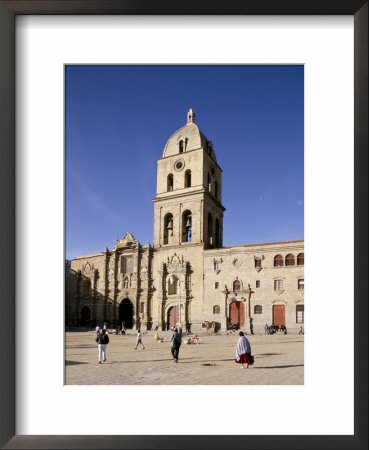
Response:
118,298,134,329
168,305,179,330
229,301,245,329
81,305,91,326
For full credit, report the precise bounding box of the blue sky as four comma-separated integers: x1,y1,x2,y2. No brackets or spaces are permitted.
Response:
66,65,304,260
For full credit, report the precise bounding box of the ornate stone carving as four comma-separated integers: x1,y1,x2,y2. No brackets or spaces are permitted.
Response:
140,265,148,281
167,253,185,270
82,261,95,276
113,232,137,250
271,298,287,304
232,258,242,268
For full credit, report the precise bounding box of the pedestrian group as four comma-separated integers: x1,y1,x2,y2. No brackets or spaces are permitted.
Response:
94,325,256,370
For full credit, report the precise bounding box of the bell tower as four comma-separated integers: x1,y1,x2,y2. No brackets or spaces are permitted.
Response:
152,109,225,249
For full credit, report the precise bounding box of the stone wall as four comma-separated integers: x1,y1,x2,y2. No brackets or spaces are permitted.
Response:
203,240,304,333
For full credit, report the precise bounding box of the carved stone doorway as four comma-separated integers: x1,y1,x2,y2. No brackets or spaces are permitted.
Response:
273,305,285,327
229,301,245,328
119,298,134,329
168,305,179,330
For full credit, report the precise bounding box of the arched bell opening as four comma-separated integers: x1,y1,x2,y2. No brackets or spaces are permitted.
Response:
181,210,192,243
184,169,191,188
207,212,213,247
164,213,174,245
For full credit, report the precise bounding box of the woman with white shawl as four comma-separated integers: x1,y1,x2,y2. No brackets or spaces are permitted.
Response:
235,331,251,369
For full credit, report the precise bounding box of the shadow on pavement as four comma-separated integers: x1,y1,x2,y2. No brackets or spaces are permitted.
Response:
65,360,87,366
66,345,95,349
102,357,236,364
255,364,304,369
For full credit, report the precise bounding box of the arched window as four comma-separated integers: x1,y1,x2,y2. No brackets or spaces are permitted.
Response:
255,258,261,268
298,279,304,290
285,254,295,266
182,210,192,243
213,305,220,314
215,180,218,198
233,280,241,291
185,169,191,188
208,173,211,192
168,275,178,295
164,213,173,245
179,140,184,153
274,255,283,267
215,219,220,247
297,253,304,265
254,305,262,314
167,174,173,192
208,213,213,246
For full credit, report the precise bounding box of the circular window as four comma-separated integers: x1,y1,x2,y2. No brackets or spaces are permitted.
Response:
233,259,242,268
174,159,185,171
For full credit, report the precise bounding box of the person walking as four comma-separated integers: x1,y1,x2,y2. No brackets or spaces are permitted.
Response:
235,331,251,369
96,328,109,364
264,324,269,335
170,327,182,363
134,330,145,349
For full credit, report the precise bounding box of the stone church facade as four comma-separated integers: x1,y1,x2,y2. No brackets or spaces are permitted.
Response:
66,109,304,334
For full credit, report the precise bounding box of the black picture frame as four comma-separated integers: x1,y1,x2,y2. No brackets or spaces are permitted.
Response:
0,1,367,449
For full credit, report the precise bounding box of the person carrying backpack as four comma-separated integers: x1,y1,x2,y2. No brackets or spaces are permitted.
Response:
96,328,109,364
170,327,182,363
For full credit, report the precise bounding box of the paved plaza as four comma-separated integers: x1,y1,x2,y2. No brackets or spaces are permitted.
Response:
65,330,304,385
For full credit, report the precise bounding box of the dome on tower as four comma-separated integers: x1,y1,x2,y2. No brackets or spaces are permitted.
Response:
162,109,216,161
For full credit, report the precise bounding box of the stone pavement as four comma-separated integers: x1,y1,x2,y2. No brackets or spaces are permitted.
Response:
65,330,304,385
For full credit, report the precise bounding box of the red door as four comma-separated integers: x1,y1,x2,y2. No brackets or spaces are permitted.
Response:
273,305,285,326
229,301,245,328
168,306,179,329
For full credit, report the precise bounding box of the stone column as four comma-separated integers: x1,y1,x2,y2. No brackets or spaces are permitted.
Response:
75,271,81,326
102,247,109,322
222,287,229,331
243,284,254,334
112,251,119,326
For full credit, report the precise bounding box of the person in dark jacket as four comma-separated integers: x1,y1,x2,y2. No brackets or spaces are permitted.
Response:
170,327,182,363
96,328,109,364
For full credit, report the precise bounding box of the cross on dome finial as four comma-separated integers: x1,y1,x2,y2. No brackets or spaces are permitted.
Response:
187,108,196,124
